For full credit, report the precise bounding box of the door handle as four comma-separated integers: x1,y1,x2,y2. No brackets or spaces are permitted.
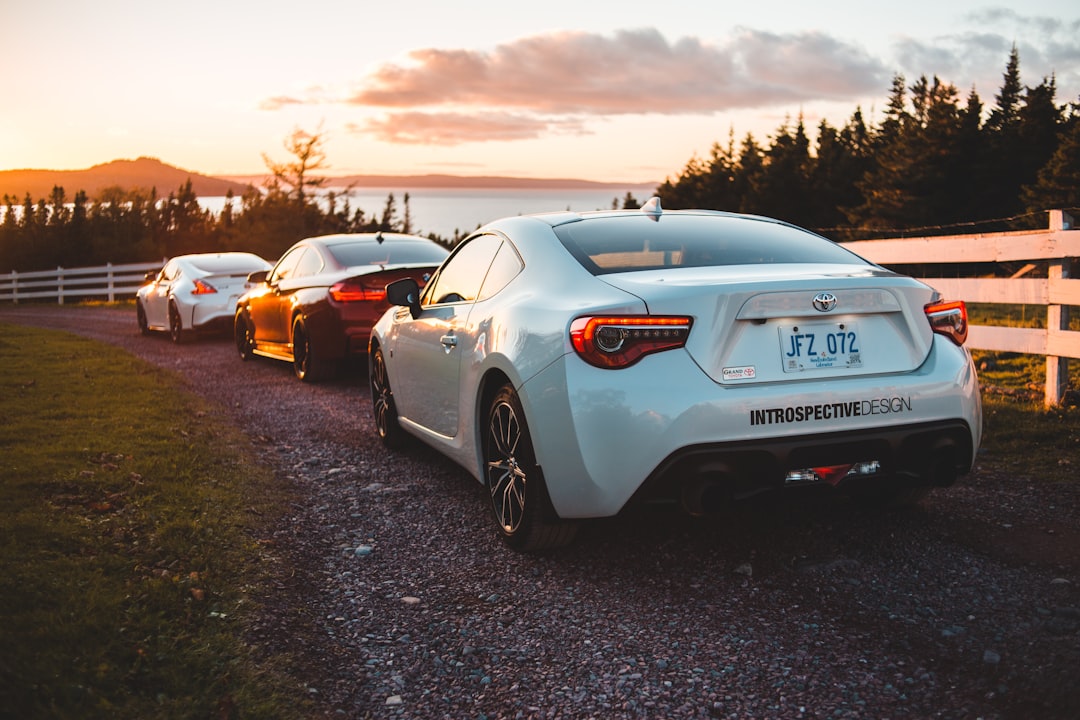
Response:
440,334,457,353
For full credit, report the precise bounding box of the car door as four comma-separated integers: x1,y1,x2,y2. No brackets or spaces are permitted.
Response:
144,259,179,328
390,233,504,437
248,246,307,345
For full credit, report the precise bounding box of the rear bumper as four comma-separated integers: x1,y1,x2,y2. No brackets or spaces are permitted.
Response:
522,336,981,519
630,418,975,511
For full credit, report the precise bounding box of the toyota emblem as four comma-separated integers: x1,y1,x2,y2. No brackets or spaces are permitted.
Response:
812,292,838,312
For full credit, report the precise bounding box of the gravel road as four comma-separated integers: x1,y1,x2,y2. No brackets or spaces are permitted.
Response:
3,304,1079,719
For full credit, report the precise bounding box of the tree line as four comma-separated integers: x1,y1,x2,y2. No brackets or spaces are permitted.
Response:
0,128,432,272
2,47,1079,273
659,47,1080,239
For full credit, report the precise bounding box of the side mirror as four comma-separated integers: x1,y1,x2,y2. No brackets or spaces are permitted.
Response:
247,270,269,284
386,277,422,319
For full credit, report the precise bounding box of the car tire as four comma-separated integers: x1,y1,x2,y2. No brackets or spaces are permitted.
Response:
136,301,151,336
168,302,187,344
235,310,256,361
370,346,406,449
292,316,331,382
483,384,577,551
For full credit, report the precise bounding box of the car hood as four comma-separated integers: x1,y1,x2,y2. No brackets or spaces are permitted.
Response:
598,263,939,384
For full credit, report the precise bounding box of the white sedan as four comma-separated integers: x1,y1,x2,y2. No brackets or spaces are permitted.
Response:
369,199,982,550
137,252,271,342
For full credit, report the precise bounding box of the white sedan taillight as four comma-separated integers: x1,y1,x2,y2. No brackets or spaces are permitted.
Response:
570,316,692,368
925,300,968,346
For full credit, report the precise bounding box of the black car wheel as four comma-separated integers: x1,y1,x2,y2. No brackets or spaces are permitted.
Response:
235,310,256,360
136,301,151,336
292,316,330,382
168,302,187,344
483,384,577,551
370,346,405,448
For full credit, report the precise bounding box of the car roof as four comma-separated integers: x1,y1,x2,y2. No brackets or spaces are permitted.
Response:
527,199,802,233
304,232,436,246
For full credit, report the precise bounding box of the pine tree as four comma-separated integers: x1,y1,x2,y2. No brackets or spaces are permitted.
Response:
1021,115,1080,215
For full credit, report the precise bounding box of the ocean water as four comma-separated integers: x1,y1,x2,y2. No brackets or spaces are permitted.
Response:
200,185,657,240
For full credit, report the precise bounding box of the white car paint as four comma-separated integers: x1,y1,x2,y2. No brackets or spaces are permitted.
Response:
137,252,270,341
370,203,983,550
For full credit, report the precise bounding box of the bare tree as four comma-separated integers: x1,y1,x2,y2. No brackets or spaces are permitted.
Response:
262,126,331,206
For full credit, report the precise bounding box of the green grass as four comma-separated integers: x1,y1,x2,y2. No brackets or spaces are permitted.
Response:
0,324,307,719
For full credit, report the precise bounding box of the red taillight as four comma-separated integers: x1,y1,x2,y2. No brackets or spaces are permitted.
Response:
190,279,217,295
925,299,968,346
812,465,854,485
570,315,692,368
329,280,386,303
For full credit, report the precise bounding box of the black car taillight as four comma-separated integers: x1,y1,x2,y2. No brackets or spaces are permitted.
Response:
925,300,968,346
570,316,692,368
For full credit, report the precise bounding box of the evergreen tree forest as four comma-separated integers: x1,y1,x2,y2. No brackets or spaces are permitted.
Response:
2,49,1079,274
659,47,1079,239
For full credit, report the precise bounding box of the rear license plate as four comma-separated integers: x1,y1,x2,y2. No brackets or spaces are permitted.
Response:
779,322,862,372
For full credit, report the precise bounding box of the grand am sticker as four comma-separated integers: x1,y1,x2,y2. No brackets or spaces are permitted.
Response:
750,396,912,426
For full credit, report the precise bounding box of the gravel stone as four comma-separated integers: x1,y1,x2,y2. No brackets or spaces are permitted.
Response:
4,304,1080,719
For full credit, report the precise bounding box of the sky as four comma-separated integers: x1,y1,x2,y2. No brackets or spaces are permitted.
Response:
3,0,1079,184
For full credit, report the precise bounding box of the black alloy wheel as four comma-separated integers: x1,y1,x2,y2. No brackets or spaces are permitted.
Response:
235,311,256,360
370,346,405,448
168,302,187,344
136,301,150,336
291,316,329,382
483,384,576,551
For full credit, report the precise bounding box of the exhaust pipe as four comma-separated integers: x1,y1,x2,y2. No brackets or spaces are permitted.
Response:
680,474,731,516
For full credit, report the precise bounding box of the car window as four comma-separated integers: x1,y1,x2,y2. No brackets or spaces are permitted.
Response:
188,255,268,274
423,233,503,305
269,247,306,283
554,214,870,275
292,247,324,278
476,240,522,301
328,240,449,267
160,260,179,282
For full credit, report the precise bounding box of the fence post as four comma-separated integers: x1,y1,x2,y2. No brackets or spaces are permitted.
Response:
107,262,115,302
1045,209,1073,407
11,269,18,304
57,266,64,305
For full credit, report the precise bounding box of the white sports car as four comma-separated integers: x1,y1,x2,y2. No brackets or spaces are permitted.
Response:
369,199,982,550
137,252,271,343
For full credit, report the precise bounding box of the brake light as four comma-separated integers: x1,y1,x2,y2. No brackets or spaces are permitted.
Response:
190,279,217,295
925,300,968,346
570,315,692,368
329,280,386,303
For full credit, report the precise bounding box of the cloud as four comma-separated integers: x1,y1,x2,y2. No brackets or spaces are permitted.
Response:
259,95,305,111
349,111,589,146
346,28,887,117
891,11,1080,99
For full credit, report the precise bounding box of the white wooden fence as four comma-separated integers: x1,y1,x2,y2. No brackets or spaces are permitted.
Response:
848,209,1078,407
2,210,1078,404
0,261,162,304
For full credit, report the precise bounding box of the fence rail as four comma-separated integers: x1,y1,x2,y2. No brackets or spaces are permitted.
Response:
848,209,1077,406
0,261,162,304
2,210,1077,404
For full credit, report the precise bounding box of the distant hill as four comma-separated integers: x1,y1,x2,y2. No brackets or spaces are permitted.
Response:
1,157,658,202
0,157,252,201
215,173,659,192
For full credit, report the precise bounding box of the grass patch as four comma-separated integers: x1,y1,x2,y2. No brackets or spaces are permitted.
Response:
0,324,307,719
979,394,1080,484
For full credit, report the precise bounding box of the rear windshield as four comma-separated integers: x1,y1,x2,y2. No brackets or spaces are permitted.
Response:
553,213,869,275
188,255,268,273
328,241,449,267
